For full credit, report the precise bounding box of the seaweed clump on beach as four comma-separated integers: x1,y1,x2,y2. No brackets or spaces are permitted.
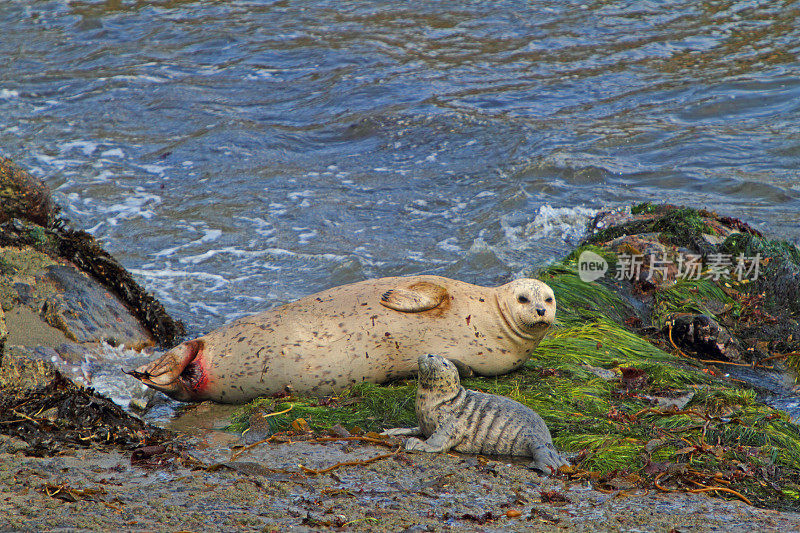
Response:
0,371,171,457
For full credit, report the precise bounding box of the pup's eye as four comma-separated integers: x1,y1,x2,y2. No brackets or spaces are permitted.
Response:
545,297,554,303
517,295,529,304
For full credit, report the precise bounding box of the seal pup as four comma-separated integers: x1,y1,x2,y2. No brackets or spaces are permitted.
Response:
384,354,568,474
130,275,555,403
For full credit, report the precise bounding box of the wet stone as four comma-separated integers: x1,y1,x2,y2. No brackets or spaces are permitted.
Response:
38,264,154,348
0,434,30,454
1,245,154,350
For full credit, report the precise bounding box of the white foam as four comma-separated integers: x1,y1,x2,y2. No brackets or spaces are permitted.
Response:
287,190,314,201
129,267,231,291
544,150,649,175
263,248,348,262
98,187,162,226
236,216,276,237
437,237,462,253
297,229,318,243
61,192,93,216
179,246,281,267
525,204,598,243
154,228,222,257
179,249,226,265
59,140,98,156
0,89,19,99
405,206,437,218
193,302,224,316
140,163,169,176
101,148,125,158
34,153,70,170
91,170,114,183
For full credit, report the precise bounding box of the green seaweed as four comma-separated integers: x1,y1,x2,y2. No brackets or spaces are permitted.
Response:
586,206,714,250
227,382,417,434
722,232,800,268
631,202,658,215
651,278,738,327
537,258,635,327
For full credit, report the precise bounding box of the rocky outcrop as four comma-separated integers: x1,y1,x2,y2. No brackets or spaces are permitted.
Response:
0,157,183,405
0,156,56,228
1,245,154,349
583,203,800,366
0,157,184,357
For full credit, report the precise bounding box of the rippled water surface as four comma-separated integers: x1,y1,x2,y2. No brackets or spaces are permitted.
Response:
1,0,799,333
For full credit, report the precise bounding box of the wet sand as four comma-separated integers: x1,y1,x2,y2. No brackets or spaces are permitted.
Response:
2,429,799,533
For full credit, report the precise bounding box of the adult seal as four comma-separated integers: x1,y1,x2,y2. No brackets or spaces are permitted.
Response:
385,354,568,474
129,275,556,403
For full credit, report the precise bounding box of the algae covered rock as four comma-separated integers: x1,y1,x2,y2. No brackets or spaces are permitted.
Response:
0,368,171,456
582,203,800,365
0,156,56,228
0,156,183,414
0,158,184,353
0,348,61,393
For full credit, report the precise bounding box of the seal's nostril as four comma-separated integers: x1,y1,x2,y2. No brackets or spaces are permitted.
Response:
536,307,546,317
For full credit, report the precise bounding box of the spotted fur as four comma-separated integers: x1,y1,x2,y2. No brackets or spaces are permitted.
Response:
132,275,555,403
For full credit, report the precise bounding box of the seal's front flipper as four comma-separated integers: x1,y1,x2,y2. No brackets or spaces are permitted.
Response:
529,443,569,475
382,426,423,437
379,281,449,313
405,420,464,453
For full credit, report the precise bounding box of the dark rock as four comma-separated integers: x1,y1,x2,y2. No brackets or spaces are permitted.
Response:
54,226,185,346
0,157,56,228
1,246,153,349
42,264,154,347
0,157,184,351
667,314,744,363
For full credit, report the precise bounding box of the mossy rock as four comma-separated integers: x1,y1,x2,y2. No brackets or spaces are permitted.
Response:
0,157,56,228
0,158,184,347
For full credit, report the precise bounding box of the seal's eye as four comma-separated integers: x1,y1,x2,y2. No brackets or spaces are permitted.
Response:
517,295,529,304
545,297,554,303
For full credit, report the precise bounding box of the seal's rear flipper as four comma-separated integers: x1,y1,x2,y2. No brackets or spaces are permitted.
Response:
127,340,206,402
122,368,150,380
380,281,449,312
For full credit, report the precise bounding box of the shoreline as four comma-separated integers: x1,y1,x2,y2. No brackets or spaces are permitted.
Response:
2,159,800,529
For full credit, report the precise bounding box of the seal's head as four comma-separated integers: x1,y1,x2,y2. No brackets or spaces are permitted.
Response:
126,340,210,402
496,278,555,338
417,354,461,394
